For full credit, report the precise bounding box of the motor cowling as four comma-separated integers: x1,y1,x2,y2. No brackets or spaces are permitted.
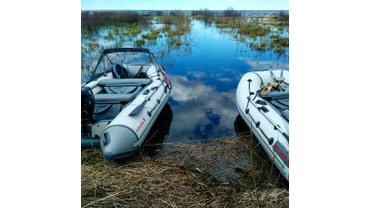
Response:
81,87,95,122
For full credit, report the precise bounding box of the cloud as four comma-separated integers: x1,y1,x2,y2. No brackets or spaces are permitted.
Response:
167,75,239,141
237,57,289,71
170,75,214,101
218,78,233,82
211,34,221,39
187,71,206,79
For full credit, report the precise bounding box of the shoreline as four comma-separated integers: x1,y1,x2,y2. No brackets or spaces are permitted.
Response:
82,134,289,207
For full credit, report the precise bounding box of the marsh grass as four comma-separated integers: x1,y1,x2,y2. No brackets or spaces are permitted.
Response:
122,27,142,37
254,41,267,51
238,24,271,38
160,25,171,32
104,30,115,40
135,39,146,47
273,38,289,47
269,34,280,39
191,9,215,22
156,11,191,35
81,133,288,207
142,30,160,40
81,11,149,30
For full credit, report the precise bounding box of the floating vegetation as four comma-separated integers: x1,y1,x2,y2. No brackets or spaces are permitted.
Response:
269,34,280,39
254,41,267,51
238,24,271,38
216,23,238,29
175,39,182,46
142,30,160,40
160,25,171,32
104,30,115,40
273,38,289,47
135,39,146,47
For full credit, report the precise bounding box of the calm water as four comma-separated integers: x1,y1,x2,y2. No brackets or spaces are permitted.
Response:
81,17,289,143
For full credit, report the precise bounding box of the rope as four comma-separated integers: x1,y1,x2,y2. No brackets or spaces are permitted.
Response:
259,83,278,95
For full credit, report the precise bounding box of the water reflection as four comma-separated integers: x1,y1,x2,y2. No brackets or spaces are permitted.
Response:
81,17,289,143
167,75,238,142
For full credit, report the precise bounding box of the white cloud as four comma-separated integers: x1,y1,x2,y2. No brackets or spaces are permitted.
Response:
167,75,239,141
237,57,289,71
170,75,214,101
218,78,233,82
187,71,206,79
211,34,221,39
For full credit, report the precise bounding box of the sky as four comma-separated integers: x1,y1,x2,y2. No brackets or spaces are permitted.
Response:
81,0,289,10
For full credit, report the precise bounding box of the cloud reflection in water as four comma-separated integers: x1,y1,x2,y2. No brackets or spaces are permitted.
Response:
167,74,239,142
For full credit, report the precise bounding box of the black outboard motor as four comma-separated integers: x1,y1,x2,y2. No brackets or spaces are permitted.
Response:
81,87,95,134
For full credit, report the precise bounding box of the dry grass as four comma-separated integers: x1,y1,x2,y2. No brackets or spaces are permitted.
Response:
82,132,288,207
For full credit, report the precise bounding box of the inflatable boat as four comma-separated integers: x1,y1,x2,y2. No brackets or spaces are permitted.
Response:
140,103,173,157
235,68,289,181
81,48,172,160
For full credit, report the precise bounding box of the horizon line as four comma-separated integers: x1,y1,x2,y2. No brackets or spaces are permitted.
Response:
81,9,289,11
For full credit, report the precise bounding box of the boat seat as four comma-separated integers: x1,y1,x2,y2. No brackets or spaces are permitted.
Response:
259,88,289,100
97,78,152,87
104,86,141,94
94,94,136,104
94,85,142,104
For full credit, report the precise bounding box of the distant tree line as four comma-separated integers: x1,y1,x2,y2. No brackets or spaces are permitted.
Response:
223,7,239,17
273,11,289,22
81,11,148,30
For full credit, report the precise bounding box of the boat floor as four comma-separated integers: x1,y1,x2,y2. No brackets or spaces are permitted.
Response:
258,89,289,121
93,83,145,122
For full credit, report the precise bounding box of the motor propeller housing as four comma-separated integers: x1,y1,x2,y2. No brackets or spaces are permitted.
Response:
81,86,95,122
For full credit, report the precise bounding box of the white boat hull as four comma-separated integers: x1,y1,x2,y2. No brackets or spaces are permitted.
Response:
81,56,172,160
236,70,289,181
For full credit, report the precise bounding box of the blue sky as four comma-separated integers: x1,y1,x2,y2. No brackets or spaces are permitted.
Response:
81,0,289,10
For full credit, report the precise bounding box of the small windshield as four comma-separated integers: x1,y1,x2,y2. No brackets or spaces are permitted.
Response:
93,50,154,75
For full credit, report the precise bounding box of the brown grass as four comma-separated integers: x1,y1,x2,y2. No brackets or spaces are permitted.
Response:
81,133,288,207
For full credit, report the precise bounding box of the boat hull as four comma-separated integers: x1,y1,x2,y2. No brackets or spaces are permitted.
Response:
100,90,171,160
81,49,172,160
236,70,289,181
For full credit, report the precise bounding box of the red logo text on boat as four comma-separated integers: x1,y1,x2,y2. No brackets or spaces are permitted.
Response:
273,142,289,167
136,118,146,132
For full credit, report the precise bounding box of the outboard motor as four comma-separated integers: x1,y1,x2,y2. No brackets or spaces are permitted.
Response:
81,87,95,134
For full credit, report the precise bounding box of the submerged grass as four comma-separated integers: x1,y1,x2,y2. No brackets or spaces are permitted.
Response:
273,38,289,47
141,30,160,40
135,39,146,47
81,133,288,207
238,24,271,38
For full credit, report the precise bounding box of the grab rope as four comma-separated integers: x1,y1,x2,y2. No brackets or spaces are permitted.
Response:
259,83,278,95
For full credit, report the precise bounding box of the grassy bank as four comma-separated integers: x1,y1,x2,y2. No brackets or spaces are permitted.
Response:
81,133,288,207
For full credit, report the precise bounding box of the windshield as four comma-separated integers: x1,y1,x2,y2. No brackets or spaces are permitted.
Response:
93,49,155,75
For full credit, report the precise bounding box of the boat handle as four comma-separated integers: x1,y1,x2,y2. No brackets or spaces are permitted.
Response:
102,132,111,146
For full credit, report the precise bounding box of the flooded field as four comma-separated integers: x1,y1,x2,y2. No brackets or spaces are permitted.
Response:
81,11,289,143
81,11,290,207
